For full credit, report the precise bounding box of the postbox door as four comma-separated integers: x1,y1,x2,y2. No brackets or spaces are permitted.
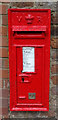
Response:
16,46,44,106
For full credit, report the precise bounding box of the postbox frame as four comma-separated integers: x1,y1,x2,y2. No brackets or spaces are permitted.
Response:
8,9,51,111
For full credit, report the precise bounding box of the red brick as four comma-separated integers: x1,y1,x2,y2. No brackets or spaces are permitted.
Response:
0,89,9,98
51,37,57,43
0,69,2,79
0,4,8,14
0,48,8,57
0,26,2,36
2,15,7,25
0,26,7,36
0,36,8,47
0,99,8,107
51,75,58,85
51,50,57,61
2,69,8,79
0,69,8,79
51,40,56,48
0,36,2,46
51,64,58,74
51,12,58,24
0,59,2,68
2,59,8,68
51,38,58,48
0,58,8,68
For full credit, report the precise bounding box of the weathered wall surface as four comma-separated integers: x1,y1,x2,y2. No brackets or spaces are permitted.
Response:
0,1,57,120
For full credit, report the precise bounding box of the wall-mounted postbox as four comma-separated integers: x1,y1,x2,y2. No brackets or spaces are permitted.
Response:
8,9,51,111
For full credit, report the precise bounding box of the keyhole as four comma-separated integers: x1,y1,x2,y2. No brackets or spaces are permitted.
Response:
22,78,24,82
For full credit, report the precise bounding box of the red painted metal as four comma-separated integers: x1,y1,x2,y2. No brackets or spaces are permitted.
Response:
8,9,51,111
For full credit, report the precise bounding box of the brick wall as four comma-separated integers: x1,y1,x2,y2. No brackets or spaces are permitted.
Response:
0,2,9,119
0,1,57,120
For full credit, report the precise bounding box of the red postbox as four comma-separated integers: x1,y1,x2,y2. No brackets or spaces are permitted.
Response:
8,9,51,111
